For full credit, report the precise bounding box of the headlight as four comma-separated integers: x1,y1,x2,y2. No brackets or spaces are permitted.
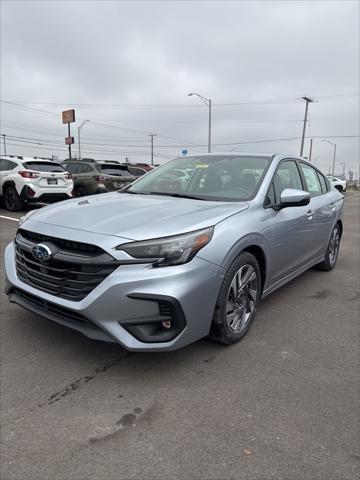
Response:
116,227,214,267
18,209,37,227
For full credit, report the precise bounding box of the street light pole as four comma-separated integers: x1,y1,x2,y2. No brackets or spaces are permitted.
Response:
2,134,6,155
149,133,157,165
322,139,337,175
188,92,212,152
78,120,89,160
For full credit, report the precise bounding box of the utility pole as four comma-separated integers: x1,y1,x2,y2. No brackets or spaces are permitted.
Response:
308,138,313,162
149,134,157,165
2,134,6,155
300,96,314,157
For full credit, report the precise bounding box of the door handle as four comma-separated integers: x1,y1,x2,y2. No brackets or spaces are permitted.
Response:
306,210,313,219
330,202,337,210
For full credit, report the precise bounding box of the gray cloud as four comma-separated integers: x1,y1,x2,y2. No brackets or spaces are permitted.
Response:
1,0,359,175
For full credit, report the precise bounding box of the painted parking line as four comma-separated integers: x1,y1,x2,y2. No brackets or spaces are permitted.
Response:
0,215,19,222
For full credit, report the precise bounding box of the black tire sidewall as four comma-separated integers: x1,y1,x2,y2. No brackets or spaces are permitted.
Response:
210,252,261,344
74,186,87,197
323,224,341,271
4,187,23,211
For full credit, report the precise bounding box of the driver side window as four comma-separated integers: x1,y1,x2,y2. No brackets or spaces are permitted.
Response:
266,160,303,205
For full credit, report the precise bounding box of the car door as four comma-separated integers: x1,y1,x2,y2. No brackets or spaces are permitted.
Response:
265,159,315,285
299,162,337,257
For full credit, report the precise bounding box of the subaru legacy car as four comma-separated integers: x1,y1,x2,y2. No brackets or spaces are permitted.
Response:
5,153,343,351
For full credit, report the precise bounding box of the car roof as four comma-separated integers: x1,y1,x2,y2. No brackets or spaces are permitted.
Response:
1,156,58,162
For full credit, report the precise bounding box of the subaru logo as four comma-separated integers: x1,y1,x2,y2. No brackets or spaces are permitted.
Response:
32,243,52,261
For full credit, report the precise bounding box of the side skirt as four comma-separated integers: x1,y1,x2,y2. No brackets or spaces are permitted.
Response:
261,255,325,299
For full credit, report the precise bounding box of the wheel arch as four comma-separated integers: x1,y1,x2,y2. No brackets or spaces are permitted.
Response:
242,245,267,293
2,180,17,192
218,233,270,294
337,219,343,238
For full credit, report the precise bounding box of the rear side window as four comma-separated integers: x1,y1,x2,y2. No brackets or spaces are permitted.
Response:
62,162,79,174
7,161,18,170
300,163,322,196
79,164,93,173
317,171,328,193
23,161,65,172
0,159,10,171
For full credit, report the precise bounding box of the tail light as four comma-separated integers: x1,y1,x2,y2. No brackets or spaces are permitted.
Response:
64,172,72,180
18,170,40,179
94,175,106,183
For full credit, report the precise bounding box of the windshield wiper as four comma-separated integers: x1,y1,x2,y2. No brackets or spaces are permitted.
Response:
120,190,152,195
148,192,207,201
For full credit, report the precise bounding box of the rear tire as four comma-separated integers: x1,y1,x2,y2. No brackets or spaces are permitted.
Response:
74,186,88,197
209,252,261,345
315,224,341,271
4,187,24,211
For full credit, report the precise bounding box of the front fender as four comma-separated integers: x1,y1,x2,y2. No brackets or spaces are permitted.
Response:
197,207,273,287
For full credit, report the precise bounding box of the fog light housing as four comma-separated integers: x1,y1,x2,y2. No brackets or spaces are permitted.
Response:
122,294,186,343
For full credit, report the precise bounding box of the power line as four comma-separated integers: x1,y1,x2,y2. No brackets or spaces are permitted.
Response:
2,92,358,108
3,133,358,150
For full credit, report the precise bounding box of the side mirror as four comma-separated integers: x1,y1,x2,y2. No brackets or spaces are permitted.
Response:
279,188,311,208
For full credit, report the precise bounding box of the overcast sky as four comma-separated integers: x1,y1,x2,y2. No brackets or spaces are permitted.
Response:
1,0,359,176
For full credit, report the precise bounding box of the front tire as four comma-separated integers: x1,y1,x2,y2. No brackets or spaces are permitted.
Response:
4,187,24,211
210,252,261,345
316,224,341,271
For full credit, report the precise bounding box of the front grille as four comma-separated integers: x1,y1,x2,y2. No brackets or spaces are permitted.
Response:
19,229,102,254
13,288,89,324
15,229,120,301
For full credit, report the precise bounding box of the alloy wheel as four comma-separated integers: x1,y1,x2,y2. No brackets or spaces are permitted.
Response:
329,227,340,265
5,189,16,210
226,264,258,333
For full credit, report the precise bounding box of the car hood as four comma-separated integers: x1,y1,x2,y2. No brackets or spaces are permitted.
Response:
24,192,249,240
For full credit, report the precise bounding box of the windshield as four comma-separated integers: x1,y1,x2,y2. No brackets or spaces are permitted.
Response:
126,155,270,201
23,161,65,172
98,165,132,176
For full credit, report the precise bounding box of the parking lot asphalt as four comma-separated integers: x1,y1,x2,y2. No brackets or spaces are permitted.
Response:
0,192,359,480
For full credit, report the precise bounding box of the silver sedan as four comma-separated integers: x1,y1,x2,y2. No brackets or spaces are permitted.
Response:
5,153,344,351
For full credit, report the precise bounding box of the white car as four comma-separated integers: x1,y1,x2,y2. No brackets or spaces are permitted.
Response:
326,175,347,192
0,156,73,211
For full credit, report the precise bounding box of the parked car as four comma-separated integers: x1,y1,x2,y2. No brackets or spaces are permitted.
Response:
326,175,347,192
62,159,136,197
0,156,73,211
132,163,154,172
5,153,343,351
126,165,147,177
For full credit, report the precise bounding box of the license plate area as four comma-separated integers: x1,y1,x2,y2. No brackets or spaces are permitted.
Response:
47,178,58,185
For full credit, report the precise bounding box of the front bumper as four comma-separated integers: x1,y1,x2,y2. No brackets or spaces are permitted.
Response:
5,241,223,351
